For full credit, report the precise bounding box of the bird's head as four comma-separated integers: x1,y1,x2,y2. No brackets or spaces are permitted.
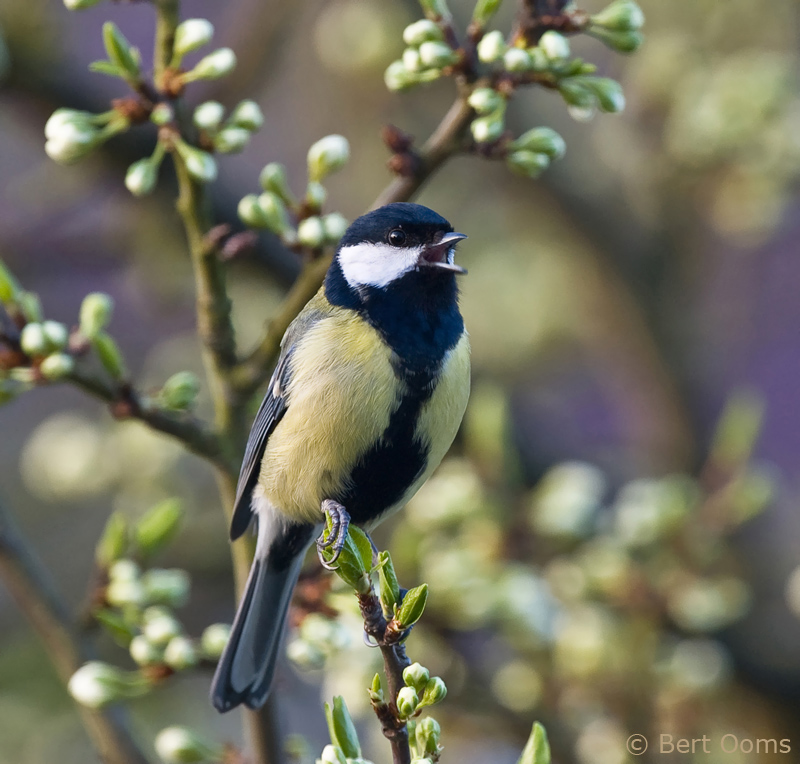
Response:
331,202,467,293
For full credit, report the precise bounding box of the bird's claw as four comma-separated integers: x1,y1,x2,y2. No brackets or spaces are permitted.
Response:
316,499,350,570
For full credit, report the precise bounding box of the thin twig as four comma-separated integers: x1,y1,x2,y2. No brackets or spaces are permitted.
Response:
0,498,150,764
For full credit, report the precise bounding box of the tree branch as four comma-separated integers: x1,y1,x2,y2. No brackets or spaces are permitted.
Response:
0,498,150,764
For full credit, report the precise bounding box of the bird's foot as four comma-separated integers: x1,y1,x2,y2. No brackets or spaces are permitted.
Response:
316,499,350,571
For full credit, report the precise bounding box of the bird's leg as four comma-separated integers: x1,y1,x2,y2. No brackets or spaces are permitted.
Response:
316,499,350,570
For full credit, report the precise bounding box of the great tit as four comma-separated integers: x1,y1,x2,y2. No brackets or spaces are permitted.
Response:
211,202,470,712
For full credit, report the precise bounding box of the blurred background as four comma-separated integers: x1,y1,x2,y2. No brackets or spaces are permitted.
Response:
1,0,800,762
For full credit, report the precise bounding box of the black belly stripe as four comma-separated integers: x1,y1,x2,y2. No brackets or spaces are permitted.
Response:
334,368,435,524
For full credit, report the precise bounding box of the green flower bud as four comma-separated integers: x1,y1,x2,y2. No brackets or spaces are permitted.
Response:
93,331,127,380
586,26,643,53
307,135,350,182
158,371,200,411
142,568,190,608
142,609,182,647
305,181,328,210
324,696,361,760
45,109,94,140
42,320,69,350
259,163,297,206
64,0,104,8
257,192,293,235
468,87,503,114
590,0,644,32
45,121,99,164
129,634,163,667
106,578,146,607
395,583,428,629
174,19,215,59
470,112,504,143
0,258,21,304
154,726,223,764
193,101,225,132
40,352,75,380
125,158,159,197
415,717,441,758
503,47,532,72
403,663,430,693
419,676,447,708
403,20,444,46
150,103,174,126
385,60,417,91
20,323,48,356
297,217,326,248
506,150,550,178
396,686,419,718
200,623,231,659
229,100,264,131
477,30,506,63
174,141,218,184
164,636,198,670
473,0,503,26
369,673,384,704
183,48,237,82
517,721,550,764
322,212,348,243
378,550,401,612
109,559,140,582
102,22,141,81
319,745,347,764
68,662,145,709
214,126,250,154
403,47,423,73
238,194,270,228
585,76,626,113
80,292,114,339
418,40,458,69
539,30,570,61
510,127,566,159
529,46,550,71
96,513,128,567
558,78,596,108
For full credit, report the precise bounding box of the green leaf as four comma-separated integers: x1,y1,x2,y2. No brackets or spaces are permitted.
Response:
378,551,401,613
134,499,184,560
517,722,550,764
394,583,428,629
348,526,375,573
92,331,127,380
94,608,136,646
95,512,128,567
324,696,361,759
89,60,124,78
102,22,140,80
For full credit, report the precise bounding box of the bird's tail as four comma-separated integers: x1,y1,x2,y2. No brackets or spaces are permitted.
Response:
210,503,314,712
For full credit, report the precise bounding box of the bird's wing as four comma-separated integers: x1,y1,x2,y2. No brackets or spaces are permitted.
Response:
229,349,294,540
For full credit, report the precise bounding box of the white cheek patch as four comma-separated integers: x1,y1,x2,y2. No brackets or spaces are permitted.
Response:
338,242,420,289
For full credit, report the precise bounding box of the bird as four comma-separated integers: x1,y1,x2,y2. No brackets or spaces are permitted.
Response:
210,202,470,712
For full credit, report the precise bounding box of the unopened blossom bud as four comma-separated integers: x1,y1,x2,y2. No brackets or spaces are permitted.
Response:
558,78,596,108
468,87,503,114
539,31,570,60
415,717,441,757
174,141,218,183
403,663,430,693
477,30,506,62
258,192,293,235
586,26,643,53
183,48,237,82
109,559,140,582
40,352,75,380
42,321,69,350
229,100,264,131
418,41,458,69
238,194,270,228
403,47,423,73
305,181,327,210
510,127,566,159
193,101,225,132
322,213,348,243
307,135,350,182
403,19,444,46
129,635,163,667
68,662,134,708
20,323,48,356
385,60,417,91
471,112,504,143
419,676,447,707
80,292,114,339
590,0,645,32
259,163,296,206
586,77,626,113
297,217,326,248
159,372,200,411
142,568,190,608
142,608,182,646
45,121,98,165
506,150,550,178
150,103,174,126
106,577,146,607
173,19,214,60
45,109,93,140
154,726,222,764
503,47,532,72
164,636,198,670
125,158,159,197
214,127,250,154
200,623,231,659
396,686,419,718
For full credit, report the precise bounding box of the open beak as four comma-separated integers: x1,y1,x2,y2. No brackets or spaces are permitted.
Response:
419,232,468,274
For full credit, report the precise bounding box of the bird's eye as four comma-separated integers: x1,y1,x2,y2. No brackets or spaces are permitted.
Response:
388,229,407,247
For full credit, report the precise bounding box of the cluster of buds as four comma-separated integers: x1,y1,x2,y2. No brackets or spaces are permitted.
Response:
171,19,237,86
238,135,350,250
396,663,447,720
154,726,224,764
586,0,645,54
193,98,264,155
407,716,442,764
385,20,458,92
